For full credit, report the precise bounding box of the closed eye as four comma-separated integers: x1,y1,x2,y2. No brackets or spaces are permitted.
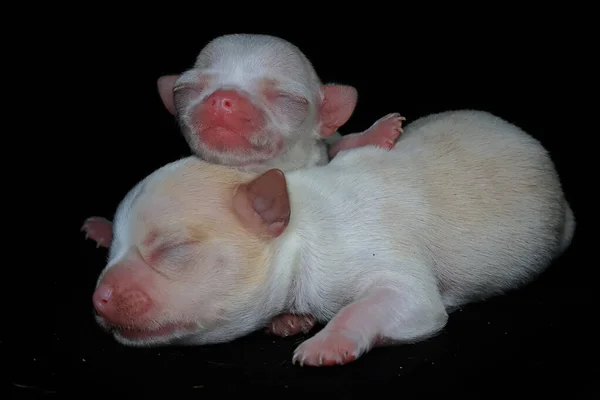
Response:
141,240,196,265
173,80,208,111
270,92,309,125
273,92,308,105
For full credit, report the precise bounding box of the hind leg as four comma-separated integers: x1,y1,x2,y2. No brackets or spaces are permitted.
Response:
266,313,316,337
329,113,405,159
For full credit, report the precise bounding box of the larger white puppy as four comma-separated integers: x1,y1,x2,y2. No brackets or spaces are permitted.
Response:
91,110,575,367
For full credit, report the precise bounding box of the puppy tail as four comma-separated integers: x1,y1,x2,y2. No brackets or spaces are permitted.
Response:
558,200,576,255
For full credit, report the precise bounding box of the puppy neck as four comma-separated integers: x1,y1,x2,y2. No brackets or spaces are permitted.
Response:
265,170,339,318
242,131,328,174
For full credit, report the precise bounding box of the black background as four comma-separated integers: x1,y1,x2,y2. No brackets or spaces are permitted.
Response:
12,15,592,398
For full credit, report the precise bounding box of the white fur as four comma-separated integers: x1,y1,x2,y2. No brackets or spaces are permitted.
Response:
102,109,575,364
278,109,574,310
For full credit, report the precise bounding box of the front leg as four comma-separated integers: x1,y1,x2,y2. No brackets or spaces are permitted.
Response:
292,275,448,366
328,113,405,159
81,216,113,248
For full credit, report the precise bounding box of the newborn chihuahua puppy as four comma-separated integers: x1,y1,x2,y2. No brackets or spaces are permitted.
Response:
91,109,575,366
156,33,404,170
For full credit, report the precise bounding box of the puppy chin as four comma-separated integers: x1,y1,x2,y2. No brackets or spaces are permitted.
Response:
112,330,181,347
189,131,283,166
94,314,198,347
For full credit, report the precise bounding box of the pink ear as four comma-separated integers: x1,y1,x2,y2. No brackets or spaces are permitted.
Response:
157,74,180,115
233,169,291,238
319,84,358,137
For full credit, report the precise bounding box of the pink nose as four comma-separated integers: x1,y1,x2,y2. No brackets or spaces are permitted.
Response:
195,89,264,134
93,283,151,326
206,89,250,113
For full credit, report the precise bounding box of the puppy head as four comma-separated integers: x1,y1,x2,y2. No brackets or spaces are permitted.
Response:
157,34,358,166
92,157,291,346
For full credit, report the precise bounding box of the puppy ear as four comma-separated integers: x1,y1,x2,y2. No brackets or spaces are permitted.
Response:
233,169,290,238
157,74,180,115
318,84,358,136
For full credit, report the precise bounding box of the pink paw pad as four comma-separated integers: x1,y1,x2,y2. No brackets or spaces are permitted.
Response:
361,112,405,149
292,330,363,366
81,216,113,248
266,314,316,337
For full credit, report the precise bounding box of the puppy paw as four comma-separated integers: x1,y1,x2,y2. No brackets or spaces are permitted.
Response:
266,313,316,337
362,112,405,149
81,216,113,248
292,329,369,366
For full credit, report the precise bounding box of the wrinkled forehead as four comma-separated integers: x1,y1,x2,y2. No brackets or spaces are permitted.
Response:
194,34,321,89
112,158,249,245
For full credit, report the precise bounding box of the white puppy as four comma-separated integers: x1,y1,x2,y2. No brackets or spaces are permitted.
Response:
91,109,575,367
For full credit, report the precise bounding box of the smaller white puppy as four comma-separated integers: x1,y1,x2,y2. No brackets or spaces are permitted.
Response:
91,109,575,367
